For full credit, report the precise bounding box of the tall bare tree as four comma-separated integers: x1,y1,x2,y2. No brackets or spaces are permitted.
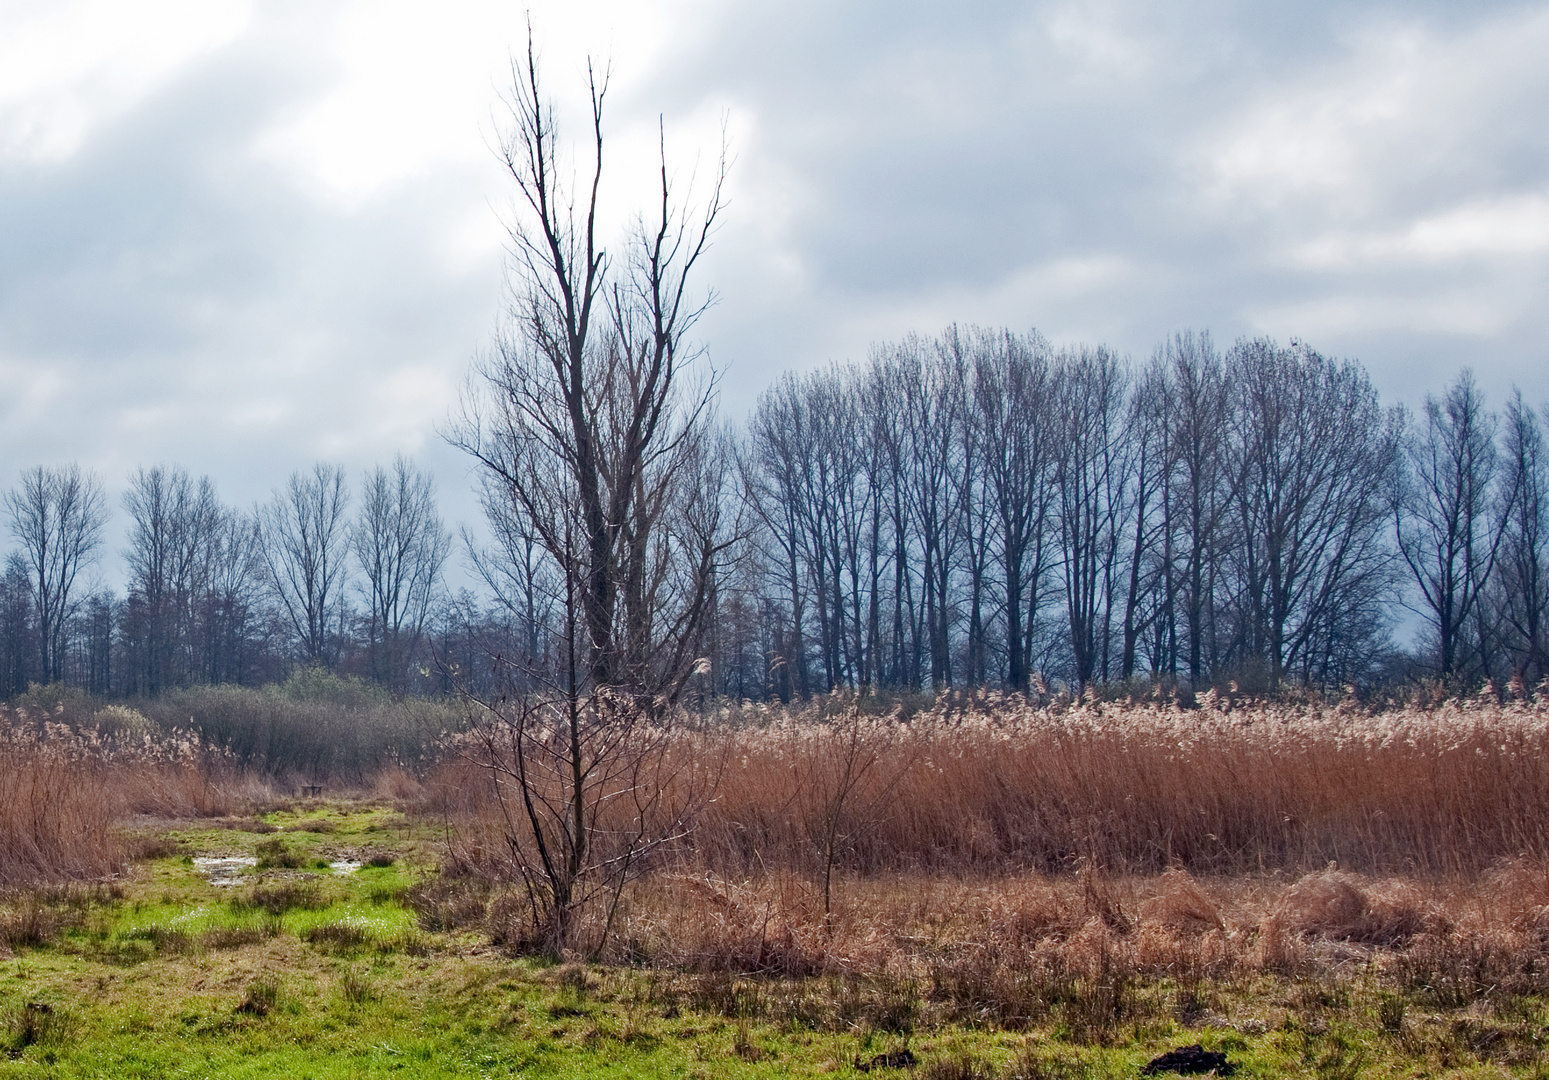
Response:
122,465,224,694
3,464,108,684
1495,390,1549,684
1163,331,1233,685
446,34,731,956
972,328,1055,691
1,554,35,696
1054,346,1129,689
197,507,267,686
744,374,817,698
451,38,728,701
1228,339,1396,687
260,463,351,668
1394,370,1504,681
353,456,451,690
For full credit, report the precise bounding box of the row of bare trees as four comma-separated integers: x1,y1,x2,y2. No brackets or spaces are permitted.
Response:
0,456,451,698
6,348,1541,705
728,330,1547,696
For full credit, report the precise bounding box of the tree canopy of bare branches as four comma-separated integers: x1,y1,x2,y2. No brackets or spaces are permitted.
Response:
260,463,351,669
353,456,451,691
4,464,107,684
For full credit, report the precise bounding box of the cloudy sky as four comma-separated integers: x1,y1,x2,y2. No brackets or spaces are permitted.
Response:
2,0,1547,554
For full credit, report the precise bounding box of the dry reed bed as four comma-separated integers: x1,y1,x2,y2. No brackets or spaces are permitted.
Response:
612,863,1539,982
437,691,1549,880
704,693,1549,875
426,693,1549,998
0,706,264,887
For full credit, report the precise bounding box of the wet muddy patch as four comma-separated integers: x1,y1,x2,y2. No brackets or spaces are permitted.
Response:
191,856,256,886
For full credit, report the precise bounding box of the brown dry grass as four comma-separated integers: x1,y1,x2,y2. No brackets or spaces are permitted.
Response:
438,690,1549,879
430,690,1549,987
0,705,271,886
403,859,1549,1034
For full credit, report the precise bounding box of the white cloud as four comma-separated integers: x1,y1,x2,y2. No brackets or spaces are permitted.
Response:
251,0,703,203
1203,8,1549,214
0,0,250,161
1296,193,1549,266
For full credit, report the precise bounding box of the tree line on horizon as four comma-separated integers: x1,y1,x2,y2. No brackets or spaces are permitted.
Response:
734,328,1546,699
1,327,1545,705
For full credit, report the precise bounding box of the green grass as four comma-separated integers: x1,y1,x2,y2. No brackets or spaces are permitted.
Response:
4,800,1548,1077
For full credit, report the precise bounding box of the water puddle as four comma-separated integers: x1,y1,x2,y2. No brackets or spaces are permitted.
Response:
192,856,256,886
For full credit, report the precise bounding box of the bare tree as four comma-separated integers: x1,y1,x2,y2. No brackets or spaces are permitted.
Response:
1053,346,1129,689
1,554,35,696
1228,339,1396,688
1495,390,1549,684
1116,356,1171,680
1163,332,1233,685
1394,370,1504,682
260,463,351,668
353,456,451,690
451,37,729,701
744,374,817,698
197,507,267,686
122,465,224,694
972,328,1055,691
446,33,732,956
899,335,968,689
3,464,108,684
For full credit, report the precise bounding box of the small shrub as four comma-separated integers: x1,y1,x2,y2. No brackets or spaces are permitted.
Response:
0,896,63,950
236,978,280,1017
1061,973,1135,1046
1004,1051,1087,1080
732,1021,763,1061
366,884,402,905
1376,992,1406,1034
126,926,195,955
124,834,184,861
254,838,304,870
921,1053,997,1080
208,817,277,834
385,930,430,957
1391,933,1516,1008
236,880,327,916
5,1001,75,1052
403,876,490,932
199,924,276,950
291,818,336,834
340,967,374,1004
304,922,369,951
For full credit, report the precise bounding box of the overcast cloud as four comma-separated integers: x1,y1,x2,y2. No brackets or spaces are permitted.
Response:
1,0,1546,561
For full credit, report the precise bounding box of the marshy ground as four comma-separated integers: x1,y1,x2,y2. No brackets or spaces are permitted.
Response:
10,689,1549,1077
6,794,1549,1078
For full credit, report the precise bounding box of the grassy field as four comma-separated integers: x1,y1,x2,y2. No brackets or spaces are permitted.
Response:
7,692,1549,1076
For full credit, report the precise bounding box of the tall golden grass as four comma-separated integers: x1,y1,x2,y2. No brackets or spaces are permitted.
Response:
438,690,1549,881
425,690,1549,979
0,705,266,886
